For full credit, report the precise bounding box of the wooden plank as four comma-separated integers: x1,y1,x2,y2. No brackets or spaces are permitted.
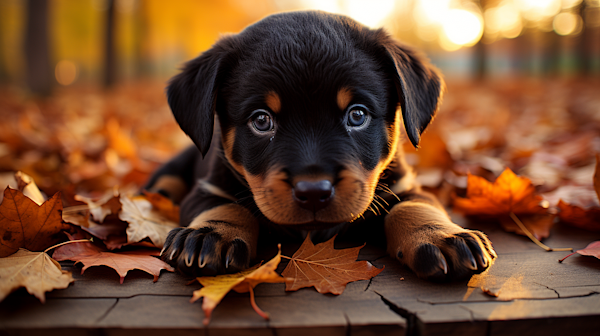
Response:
0,293,116,328
47,263,200,298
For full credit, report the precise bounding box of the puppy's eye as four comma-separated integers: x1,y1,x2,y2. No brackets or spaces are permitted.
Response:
346,104,369,128
250,110,274,133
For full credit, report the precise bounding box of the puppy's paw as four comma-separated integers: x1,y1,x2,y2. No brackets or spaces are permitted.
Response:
406,228,497,281
160,226,252,276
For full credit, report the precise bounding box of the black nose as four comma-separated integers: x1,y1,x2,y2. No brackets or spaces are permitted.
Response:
293,180,334,212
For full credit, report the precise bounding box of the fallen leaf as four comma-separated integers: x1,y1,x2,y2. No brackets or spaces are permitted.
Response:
119,194,179,248
74,188,121,223
62,206,129,241
142,191,180,223
453,168,548,217
52,233,174,283
0,188,70,257
281,235,384,295
500,213,556,240
559,241,600,262
557,200,600,232
0,248,74,303
191,246,287,325
14,171,46,205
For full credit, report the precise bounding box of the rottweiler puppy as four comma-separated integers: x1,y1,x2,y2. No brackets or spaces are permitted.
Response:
148,11,496,281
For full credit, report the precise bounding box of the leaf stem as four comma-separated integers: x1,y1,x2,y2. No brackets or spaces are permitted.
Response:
44,239,92,253
509,212,572,252
558,252,576,263
249,285,270,320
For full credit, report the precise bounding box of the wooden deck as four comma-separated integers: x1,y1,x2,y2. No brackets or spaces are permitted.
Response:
2,215,600,336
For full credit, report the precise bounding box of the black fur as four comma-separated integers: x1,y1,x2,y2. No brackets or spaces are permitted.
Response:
149,11,496,281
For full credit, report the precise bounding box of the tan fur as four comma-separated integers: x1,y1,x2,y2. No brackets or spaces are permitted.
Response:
188,203,259,261
222,128,246,178
336,87,353,111
265,91,281,113
197,180,237,202
148,175,187,204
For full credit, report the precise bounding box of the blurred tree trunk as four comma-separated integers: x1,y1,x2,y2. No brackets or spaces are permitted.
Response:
104,0,117,87
25,0,52,95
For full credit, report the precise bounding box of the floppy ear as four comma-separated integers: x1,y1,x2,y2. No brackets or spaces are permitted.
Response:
379,35,445,148
166,36,238,157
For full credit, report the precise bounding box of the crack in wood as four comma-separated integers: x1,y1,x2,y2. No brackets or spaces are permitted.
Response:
94,298,119,324
416,291,600,305
374,291,424,336
532,282,561,298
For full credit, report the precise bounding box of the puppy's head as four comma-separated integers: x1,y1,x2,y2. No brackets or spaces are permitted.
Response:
167,11,444,228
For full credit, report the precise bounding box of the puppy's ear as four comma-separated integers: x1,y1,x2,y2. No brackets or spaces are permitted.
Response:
166,36,238,157
379,35,445,148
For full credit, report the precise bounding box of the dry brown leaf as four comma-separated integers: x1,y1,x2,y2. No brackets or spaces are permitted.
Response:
191,246,287,325
52,232,174,284
0,188,70,257
74,188,121,223
119,194,179,248
14,171,46,205
281,235,384,295
0,248,74,303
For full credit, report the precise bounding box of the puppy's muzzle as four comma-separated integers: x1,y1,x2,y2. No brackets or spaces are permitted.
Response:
292,180,334,212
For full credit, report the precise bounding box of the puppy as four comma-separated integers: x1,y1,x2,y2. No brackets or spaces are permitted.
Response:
149,11,496,281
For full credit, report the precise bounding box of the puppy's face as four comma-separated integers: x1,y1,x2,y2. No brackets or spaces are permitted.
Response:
220,50,400,227
167,11,443,229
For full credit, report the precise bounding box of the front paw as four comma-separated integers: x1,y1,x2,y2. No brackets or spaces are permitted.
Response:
160,226,251,276
408,229,497,281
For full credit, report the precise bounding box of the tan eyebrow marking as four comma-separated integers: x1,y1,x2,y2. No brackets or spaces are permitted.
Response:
337,87,353,111
265,91,281,113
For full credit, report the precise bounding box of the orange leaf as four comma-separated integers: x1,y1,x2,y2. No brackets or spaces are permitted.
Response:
52,233,174,284
0,187,70,257
453,168,548,217
281,235,384,295
191,246,287,325
500,213,556,240
557,200,600,232
142,191,180,223
74,188,121,223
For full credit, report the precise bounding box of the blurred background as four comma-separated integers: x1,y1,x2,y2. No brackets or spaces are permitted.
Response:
1,0,599,92
0,0,598,217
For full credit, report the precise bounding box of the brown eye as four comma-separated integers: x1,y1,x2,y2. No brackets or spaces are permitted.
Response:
251,110,273,132
346,104,369,128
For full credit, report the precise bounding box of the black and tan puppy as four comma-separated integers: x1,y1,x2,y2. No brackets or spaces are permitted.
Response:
149,11,496,281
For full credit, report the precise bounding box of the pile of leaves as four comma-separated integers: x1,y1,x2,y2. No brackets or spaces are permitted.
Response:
1,78,600,321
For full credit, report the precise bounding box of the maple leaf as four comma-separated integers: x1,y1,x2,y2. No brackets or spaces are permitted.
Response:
281,235,384,295
453,168,548,217
52,233,174,284
119,194,179,248
0,248,74,303
191,246,288,325
452,168,557,240
142,191,180,223
0,188,71,257
559,241,600,263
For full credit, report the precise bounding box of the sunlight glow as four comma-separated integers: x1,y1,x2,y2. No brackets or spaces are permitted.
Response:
296,0,395,28
442,9,483,47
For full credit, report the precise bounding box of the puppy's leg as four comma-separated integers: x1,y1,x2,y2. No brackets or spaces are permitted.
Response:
160,182,259,276
385,188,496,281
144,146,199,204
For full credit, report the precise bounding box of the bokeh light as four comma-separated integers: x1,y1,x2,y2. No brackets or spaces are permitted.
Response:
553,12,583,35
442,9,483,47
55,60,78,86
